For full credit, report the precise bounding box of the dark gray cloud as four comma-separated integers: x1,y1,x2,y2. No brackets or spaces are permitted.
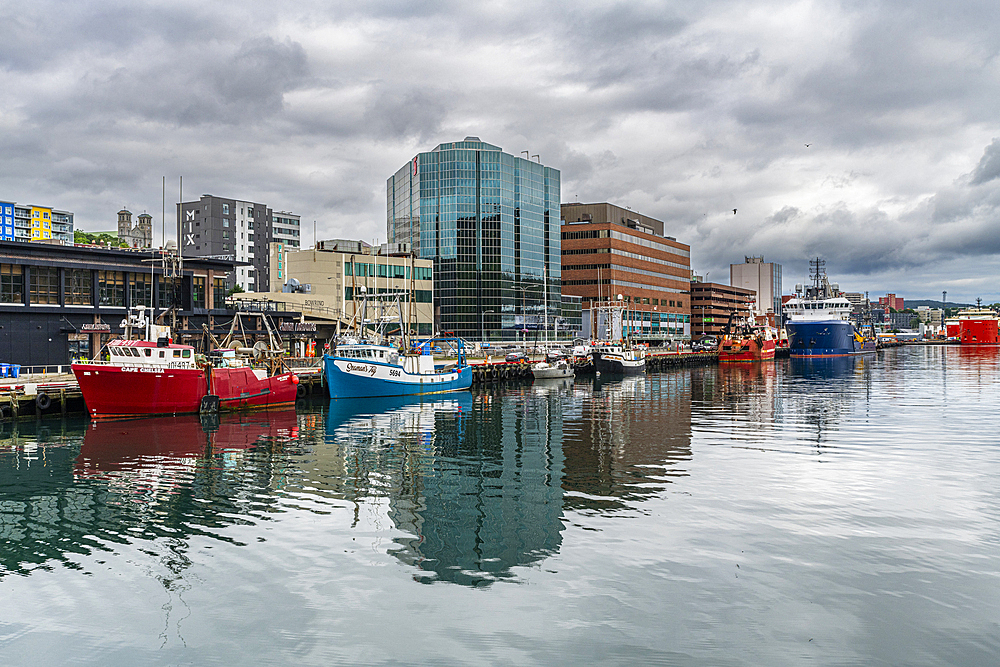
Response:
970,139,1000,185
3,0,1000,300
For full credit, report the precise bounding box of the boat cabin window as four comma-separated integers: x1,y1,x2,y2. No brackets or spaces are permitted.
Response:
159,350,165,358
144,349,151,357
128,348,138,357
183,350,191,358
173,350,181,358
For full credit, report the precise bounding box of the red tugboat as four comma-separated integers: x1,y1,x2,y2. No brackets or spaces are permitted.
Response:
957,304,1000,345
72,306,298,419
718,312,777,362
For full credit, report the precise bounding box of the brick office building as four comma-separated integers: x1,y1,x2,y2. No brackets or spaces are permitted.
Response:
561,203,691,343
690,281,754,339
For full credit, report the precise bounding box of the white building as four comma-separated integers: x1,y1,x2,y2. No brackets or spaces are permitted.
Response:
730,256,782,316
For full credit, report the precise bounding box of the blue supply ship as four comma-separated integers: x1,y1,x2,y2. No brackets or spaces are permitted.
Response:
324,337,473,399
784,259,877,358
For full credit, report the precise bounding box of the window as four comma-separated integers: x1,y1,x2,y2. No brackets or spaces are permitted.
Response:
0,264,23,303
65,269,92,306
223,220,230,228
129,272,152,307
192,276,206,309
223,203,229,215
223,231,229,239
156,277,177,308
213,278,227,308
30,266,58,304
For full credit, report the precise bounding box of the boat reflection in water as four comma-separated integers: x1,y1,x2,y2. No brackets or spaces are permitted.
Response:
784,354,873,446
0,411,303,578
560,374,692,513
322,391,566,587
75,411,300,478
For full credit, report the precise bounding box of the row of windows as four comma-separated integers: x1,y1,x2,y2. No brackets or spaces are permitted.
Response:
582,295,686,308
560,229,690,259
344,263,433,280
562,263,686,283
344,287,433,303
562,278,688,295
0,264,223,308
562,247,688,271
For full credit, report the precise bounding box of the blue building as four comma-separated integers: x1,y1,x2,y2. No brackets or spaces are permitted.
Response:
387,138,561,341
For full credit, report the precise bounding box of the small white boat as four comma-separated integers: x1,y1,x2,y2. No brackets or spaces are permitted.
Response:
532,359,575,380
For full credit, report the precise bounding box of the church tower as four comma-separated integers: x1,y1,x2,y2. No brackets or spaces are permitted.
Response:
117,208,132,244
136,213,153,248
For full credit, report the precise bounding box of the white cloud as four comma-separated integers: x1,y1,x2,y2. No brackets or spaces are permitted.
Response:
2,0,1000,300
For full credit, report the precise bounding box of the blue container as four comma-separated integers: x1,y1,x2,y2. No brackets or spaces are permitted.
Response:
9,364,20,378
0,364,8,378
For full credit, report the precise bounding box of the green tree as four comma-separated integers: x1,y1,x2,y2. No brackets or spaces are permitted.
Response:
227,284,245,296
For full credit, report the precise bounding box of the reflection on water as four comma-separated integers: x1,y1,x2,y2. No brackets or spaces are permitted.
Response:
4,347,1000,664
562,374,692,513
0,412,303,577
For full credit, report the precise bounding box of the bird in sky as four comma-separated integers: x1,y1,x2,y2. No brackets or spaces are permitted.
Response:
804,143,812,147
733,209,737,215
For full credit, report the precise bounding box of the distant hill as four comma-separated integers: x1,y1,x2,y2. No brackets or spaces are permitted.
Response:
905,300,973,309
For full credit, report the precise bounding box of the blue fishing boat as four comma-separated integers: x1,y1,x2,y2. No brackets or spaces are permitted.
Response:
323,338,473,399
784,258,877,358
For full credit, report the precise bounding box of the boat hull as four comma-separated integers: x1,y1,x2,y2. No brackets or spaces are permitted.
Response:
210,367,298,409
787,320,875,357
73,364,208,418
532,366,575,380
323,355,473,399
959,318,1000,345
592,352,646,375
719,337,777,362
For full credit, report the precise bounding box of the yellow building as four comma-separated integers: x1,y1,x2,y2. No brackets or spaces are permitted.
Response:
235,241,435,337
30,206,52,241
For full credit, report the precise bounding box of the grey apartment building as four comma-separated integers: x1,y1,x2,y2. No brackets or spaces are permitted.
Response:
178,195,278,293
387,137,561,340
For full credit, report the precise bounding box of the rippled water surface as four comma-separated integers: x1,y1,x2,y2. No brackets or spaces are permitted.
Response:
3,346,1000,666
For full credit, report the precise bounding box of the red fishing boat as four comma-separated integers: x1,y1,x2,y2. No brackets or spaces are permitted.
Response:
718,313,777,362
72,307,299,419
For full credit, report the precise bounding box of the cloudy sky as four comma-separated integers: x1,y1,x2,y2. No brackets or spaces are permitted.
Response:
3,0,999,301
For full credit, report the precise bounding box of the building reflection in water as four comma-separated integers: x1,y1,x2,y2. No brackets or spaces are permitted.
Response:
322,391,567,587
0,412,303,578
560,374,692,514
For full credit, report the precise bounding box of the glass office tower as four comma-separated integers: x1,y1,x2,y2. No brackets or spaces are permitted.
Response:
387,137,561,342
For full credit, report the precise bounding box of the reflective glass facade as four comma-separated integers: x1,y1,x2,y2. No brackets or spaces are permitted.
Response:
388,138,561,340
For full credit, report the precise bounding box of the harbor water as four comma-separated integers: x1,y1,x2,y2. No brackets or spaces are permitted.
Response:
2,346,1000,665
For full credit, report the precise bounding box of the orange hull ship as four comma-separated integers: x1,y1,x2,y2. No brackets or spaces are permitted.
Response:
718,311,778,362
719,333,777,362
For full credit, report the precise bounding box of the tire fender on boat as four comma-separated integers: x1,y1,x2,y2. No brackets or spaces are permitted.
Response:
35,393,51,410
